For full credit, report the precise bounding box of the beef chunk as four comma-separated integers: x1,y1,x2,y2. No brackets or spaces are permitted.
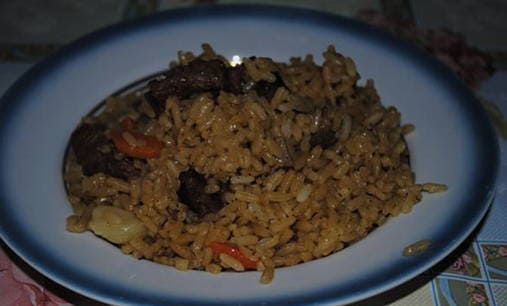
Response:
70,123,108,153
106,158,140,179
70,123,109,175
144,92,165,117
70,123,140,180
225,64,250,94
177,169,226,216
149,59,227,102
309,129,336,149
254,73,286,101
147,57,286,105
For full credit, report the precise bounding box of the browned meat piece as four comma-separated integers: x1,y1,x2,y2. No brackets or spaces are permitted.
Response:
70,123,140,180
70,123,110,176
106,158,140,179
143,92,165,117
225,64,250,94
70,123,108,154
149,59,227,102
309,129,336,149
177,169,226,216
148,58,286,104
254,73,286,101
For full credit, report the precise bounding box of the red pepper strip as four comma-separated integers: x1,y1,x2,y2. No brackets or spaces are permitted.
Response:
208,241,258,269
111,130,164,159
120,117,136,130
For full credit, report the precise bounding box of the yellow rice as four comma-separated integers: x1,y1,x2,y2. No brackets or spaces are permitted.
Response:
64,44,447,284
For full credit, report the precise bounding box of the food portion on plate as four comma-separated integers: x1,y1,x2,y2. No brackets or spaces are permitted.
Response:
63,44,446,283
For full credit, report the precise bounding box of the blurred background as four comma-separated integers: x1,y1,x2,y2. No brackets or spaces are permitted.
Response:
1,1,506,305
0,0,506,63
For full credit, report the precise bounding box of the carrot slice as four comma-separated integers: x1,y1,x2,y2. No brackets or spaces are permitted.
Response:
111,130,163,159
208,241,258,269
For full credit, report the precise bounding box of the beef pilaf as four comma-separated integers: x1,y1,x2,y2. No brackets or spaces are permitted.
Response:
64,44,446,283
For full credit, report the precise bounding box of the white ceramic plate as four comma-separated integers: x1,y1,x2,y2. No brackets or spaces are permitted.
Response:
0,5,499,305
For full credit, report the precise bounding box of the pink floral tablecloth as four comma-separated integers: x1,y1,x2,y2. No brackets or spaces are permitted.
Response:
0,251,69,306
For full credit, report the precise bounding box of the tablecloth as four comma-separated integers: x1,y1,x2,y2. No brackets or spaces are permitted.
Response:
0,1,506,305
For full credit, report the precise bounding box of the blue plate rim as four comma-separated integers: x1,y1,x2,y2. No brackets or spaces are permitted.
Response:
0,4,500,305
